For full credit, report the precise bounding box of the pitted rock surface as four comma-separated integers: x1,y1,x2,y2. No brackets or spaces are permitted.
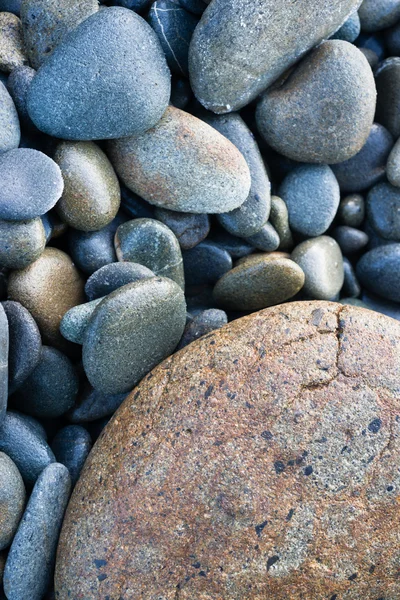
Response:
55,301,400,599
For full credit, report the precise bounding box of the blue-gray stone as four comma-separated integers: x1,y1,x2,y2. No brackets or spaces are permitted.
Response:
357,31,386,60
386,21,400,56
51,426,91,486
210,230,254,259
375,58,400,138
269,195,294,251
27,7,171,140
0,0,22,15
183,240,232,287
244,221,280,252
0,305,8,426
60,298,104,345
68,383,127,423
178,0,206,15
0,452,25,551
338,194,365,227
11,411,47,440
366,182,400,241
6,65,37,131
85,262,155,301
356,244,400,302
170,76,192,109
108,0,152,11
177,308,227,349
154,208,210,250
386,136,400,187
0,81,20,153
0,218,46,269
120,185,154,220
361,291,400,321
331,226,369,255
342,257,361,298
331,10,361,42
358,0,400,32
3,463,71,600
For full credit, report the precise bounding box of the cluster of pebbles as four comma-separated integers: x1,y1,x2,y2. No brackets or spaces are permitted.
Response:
0,0,399,598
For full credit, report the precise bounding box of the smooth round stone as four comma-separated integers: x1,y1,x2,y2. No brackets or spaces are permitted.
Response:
6,65,37,131
27,8,170,140
357,31,386,61
0,12,27,72
189,0,363,113
366,182,400,241
178,0,205,15
1,301,41,395
330,10,361,42
21,0,98,69
256,41,376,165
357,244,400,302
386,21,400,56
154,208,210,250
177,308,228,349
210,230,254,259
12,411,46,441
0,411,55,487
60,298,103,345
170,76,192,109
279,165,340,237
0,149,63,221
115,218,184,289
387,137,400,187
342,257,361,298
183,241,232,287
0,1,22,15
148,0,198,77
55,301,400,599
359,47,379,69
199,111,271,237
54,141,120,232
51,426,91,486
269,195,293,251
108,0,152,11
330,123,393,193
0,452,25,551
213,254,305,311
375,58,400,138
363,219,394,250
244,222,280,252
359,0,400,31
11,346,79,419
7,248,85,349
361,290,400,321
68,383,127,423
0,305,7,426
331,226,369,255
4,463,71,600
0,81,20,153
68,212,126,276
85,262,154,301
0,218,46,269
83,278,186,394
108,106,251,214
291,236,344,300
338,194,365,227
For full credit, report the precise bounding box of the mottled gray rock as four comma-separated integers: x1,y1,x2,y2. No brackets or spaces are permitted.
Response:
387,136,400,187
108,106,251,214
330,10,361,42
154,208,210,250
6,65,37,131
342,257,361,298
3,463,71,600
0,306,7,426
85,262,155,301
60,298,103,345
115,218,184,289
358,0,400,32
51,426,91,486
244,221,280,252
183,241,232,287
0,149,63,221
375,58,400,138
357,244,400,302
367,182,400,241
279,165,340,237
338,194,365,227
21,0,98,69
0,218,46,269
0,452,25,551
291,236,345,300
256,41,376,164
27,8,171,140
331,226,369,255
359,47,379,69
83,278,186,394
189,0,363,114
210,230,254,259
0,1,22,15
0,81,20,153
0,11,27,72
68,383,127,423
177,308,227,349
269,195,293,251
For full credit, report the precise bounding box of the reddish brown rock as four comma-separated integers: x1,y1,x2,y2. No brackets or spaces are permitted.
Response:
55,301,400,599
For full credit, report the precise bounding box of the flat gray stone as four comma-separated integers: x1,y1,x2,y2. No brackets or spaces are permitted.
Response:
0,305,8,425
375,58,400,138
356,244,400,302
0,218,46,269
60,298,104,345
359,0,400,32
0,452,25,551
51,426,91,486
387,136,400,187
154,208,210,250
85,262,155,301
366,182,400,241
0,81,20,153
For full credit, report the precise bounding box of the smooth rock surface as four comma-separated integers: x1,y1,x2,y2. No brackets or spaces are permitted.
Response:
85,262,155,301
0,305,7,425
27,7,171,140
357,244,400,302
338,194,365,227
0,452,25,551
108,106,251,214
366,182,400,241
256,41,376,164
60,298,103,345
51,426,91,486
0,218,46,269
375,58,400,138
358,0,400,31
6,65,37,131
183,241,232,287
0,81,20,153
331,226,369,255
330,10,360,42
55,301,400,599
387,136,400,187
269,195,293,251
244,222,280,252
0,11,26,72
154,208,210,250
342,257,361,298
68,383,127,423
177,308,228,349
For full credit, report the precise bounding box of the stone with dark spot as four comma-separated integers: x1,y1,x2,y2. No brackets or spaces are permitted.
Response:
338,194,365,227
56,302,400,598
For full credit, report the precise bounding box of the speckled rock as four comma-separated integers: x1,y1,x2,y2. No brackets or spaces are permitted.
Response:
359,0,400,31
51,426,91,486
108,106,251,214
85,262,155,301
6,65,37,131
4,463,70,600
7,248,85,349
1,301,41,395
177,308,227,349
331,226,369,255
0,81,20,153
338,194,365,227
244,222,280,252
0,149,63,221
387,136,400,187
366,182,400,241
213,254,304,310
68,383,127,423
189,0,363,113
269,196,293,251
386,20,400,55
56,301,400,599
83,277,186,394
183,241,232,287
26,7,170,140
331,123,393,193
115,218,184,289
0,11,27,72
330,10,361,42
0,305,7,425
375,58,400,138
0,452,25,551
60,298,103,345
210,230,254,259
0,1,22,15
357,244,400,302
342,257,361,298
0,218,46,269
20,0,98,69
291,236,344,300
154,208,210,250
256,41,376,164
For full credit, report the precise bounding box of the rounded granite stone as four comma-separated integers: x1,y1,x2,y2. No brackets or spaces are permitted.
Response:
0,217,46,269
55,301,400,599
356,244,400,302
7,247,85,349
256,41,376,164
387,136,400,187
0,81,20,153
366,182,400,241
0,11,27,73
153,208,210,250
338,194,365,227
85,262,155,301
6,65,37,131
330,10,361,42
54,141,120,232
375,58,400,138
188,0,363,113
20,0,98,69
0,452,25,551
358,0,400,31
108,106,251,214
51,425,91,486
0,305,8,426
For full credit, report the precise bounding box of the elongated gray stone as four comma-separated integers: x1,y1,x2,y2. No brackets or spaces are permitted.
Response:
0,305,8,425
0,81,20,153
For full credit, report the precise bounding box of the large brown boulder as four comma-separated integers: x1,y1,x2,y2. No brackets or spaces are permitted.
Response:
55,301,400,599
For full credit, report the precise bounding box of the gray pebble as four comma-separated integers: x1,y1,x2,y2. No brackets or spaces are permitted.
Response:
363,219,394,250
386,136,400,187
0,218,46,269
356,244,400,302
210,230,254,259
0,305,7,425
330,10,361,42
68,383,127,423
386,21,400,56
256,41,376,164
60,298,103,345
108,0,152,12
375,58,400,138
338,194,365,227
279,165,340,237
0,1,22,15
182,241,232,287
51,426,91,486
0,411,55,487
361,290,400,320
83,278,186,394
170,76,192,109
342,257,361,298
1,301,41,395
291,236,344,300
120,185,154,220
359,47,379,70
0,12,27,72
0,452,25,551
331,226,369,255
154,208,210,250
85,262,155,301
339,297,368,308
177,308,227,349
11,411,46,441
358,0,400,31
366,182,400,241
269,195,294,251
27,8,170,140
115,218,184,289
178,0,205,15
6,65,37,131
3,463,71,600
244,221,280,252
0,81,20,153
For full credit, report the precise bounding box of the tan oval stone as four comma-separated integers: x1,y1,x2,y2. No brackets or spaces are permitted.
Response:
8,247,85,350
56,302,400,598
